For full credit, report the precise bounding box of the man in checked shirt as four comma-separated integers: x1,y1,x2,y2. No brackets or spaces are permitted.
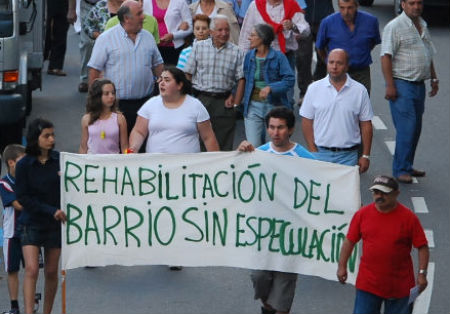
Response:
381,0,439,184
184,14,245,151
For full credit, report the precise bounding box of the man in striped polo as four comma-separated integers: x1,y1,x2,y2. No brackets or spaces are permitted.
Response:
88,0,164,135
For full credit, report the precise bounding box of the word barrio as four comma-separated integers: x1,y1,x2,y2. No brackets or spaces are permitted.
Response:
61,151,360,284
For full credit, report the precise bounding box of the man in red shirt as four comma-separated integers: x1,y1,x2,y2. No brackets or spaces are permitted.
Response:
337,175,429,314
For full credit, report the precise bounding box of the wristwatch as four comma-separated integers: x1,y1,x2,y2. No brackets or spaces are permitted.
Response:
361,154,370,160
431,78,439,83
419,269,427,276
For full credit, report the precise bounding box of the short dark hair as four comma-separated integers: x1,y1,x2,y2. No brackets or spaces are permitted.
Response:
118,4,132,23
254,24,275,47
265,107,295,129
25,118,54,157
2,144,25,170
162,65,192,95
338,0,359,5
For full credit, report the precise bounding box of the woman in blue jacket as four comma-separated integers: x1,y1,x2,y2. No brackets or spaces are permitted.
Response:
242,23,295,147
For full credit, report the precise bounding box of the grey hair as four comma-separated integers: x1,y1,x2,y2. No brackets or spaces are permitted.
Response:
254,23,275,47
210,14,230,30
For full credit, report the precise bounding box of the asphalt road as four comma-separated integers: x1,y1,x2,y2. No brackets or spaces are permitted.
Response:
0,0,449,313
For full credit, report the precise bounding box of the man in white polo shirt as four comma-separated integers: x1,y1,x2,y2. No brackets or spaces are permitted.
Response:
299,48,373,173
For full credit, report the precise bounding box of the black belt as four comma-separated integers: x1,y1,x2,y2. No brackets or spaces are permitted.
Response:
394,78,424,85
193,89,231,98
318,144,359,152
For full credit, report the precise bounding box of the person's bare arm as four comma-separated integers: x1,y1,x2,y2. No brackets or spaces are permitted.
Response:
231,78,246,107
128,116,150,152
237,140,255,152
337,238,356,284
358,120,373,173
153,63,164,79
317,48,327,63
67,0,77,23
178,21,189,31
197,120,220,151
89,68,101,87
11,200,23,211
417,244,430,293
381,54,397,101
54,209,67,223
429,61,439,97
301,117,317,152
79,114,89,154
118,113,129,153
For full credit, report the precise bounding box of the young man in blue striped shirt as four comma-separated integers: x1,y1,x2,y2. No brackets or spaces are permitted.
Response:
238,107,314,314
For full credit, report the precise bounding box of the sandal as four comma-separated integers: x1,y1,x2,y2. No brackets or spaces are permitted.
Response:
47,69,67,76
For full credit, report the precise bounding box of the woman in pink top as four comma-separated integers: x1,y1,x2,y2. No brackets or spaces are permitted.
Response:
143,0,193,65
79,79,129,154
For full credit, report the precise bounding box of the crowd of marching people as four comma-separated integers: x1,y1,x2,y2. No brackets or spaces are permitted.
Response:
1,0,439,313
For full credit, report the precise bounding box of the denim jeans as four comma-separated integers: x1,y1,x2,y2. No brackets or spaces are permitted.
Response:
244,100,273,147
312,147,358,166
389,79,425,177
353,289,412,314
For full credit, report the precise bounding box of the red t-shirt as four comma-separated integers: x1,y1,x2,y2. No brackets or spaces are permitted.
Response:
347,202,427,298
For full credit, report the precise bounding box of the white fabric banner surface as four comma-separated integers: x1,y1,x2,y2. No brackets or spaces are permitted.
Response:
60,151,360,284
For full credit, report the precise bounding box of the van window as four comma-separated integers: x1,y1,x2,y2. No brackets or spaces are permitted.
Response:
0,0,13,38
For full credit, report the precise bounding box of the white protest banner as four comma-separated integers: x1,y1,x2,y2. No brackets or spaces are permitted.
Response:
61,151,360,283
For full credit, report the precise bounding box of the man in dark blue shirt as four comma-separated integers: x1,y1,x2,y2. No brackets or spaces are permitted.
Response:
316,0,380,94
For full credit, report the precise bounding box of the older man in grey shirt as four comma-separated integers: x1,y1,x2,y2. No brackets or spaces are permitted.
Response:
381,0,438,184
184,15,245,151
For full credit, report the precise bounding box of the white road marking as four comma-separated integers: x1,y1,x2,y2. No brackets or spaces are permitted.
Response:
372,116,388,130
412,197,429,213
412,262,434,314
385,140,395,155
424,230,435,248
